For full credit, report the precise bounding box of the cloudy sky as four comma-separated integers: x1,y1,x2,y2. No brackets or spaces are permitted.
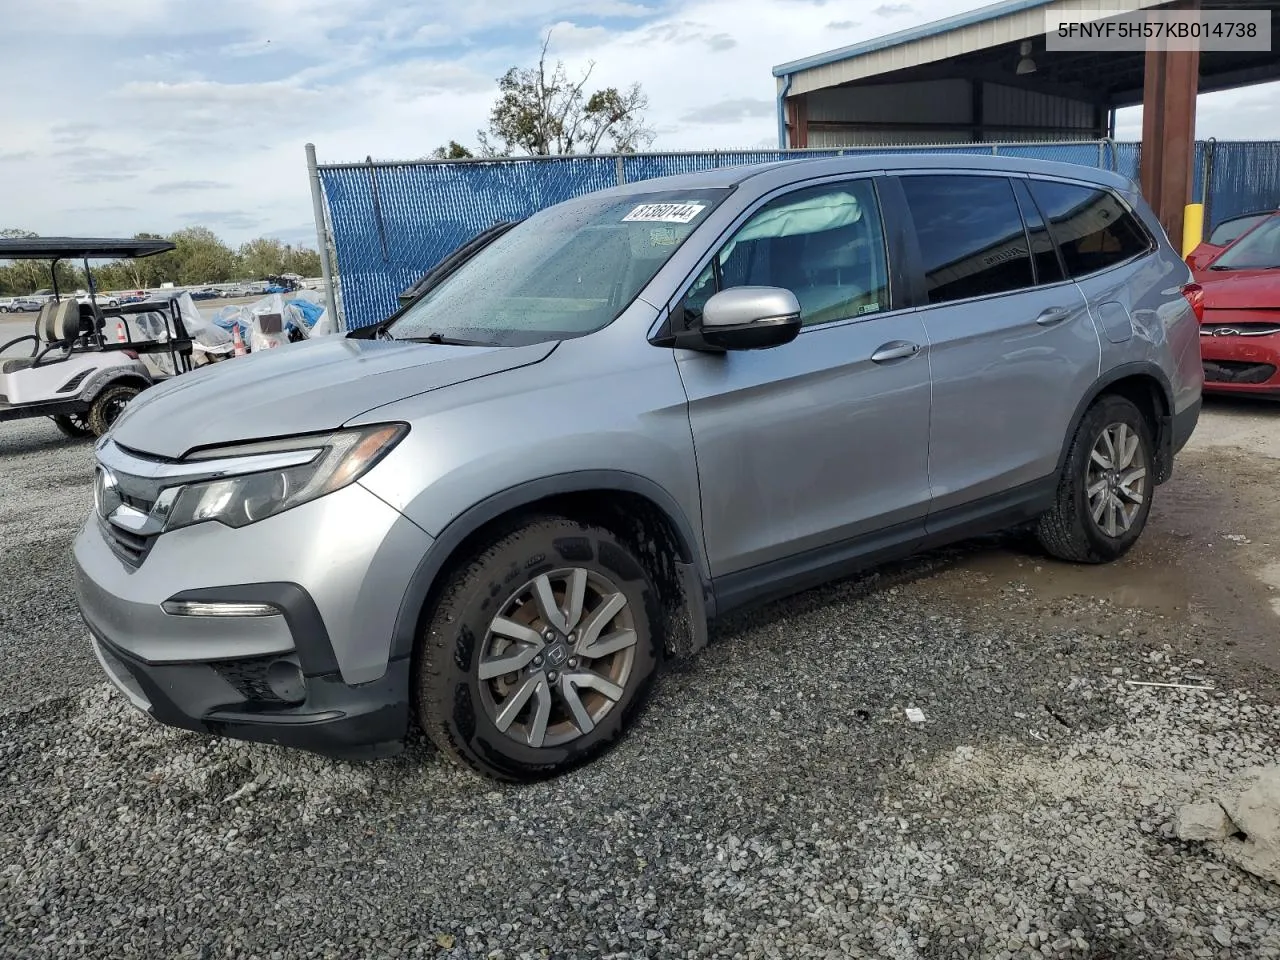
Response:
1,0,1276,248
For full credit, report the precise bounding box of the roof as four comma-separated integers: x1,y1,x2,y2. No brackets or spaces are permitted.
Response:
772,0,1059,77
0,237,176,260
593,151,1135,197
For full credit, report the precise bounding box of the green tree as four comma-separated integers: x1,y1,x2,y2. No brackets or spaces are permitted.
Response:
239,237,288,278
429,140,475,160
438,32,654,158
282,246,322,276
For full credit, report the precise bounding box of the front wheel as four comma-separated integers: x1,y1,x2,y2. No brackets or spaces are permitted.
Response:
416,517,660,781
1036,394,1155,563
87,383,141,437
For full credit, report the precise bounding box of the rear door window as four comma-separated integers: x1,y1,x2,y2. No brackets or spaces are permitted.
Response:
899,175,1035,305
1027,180,1153,277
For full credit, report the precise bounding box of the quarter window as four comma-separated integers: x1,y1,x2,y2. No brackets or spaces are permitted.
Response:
682,180,889,327
1027,180,1152,277
900,175,1035,305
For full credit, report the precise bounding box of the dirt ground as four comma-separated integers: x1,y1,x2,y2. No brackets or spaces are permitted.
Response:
923,393,1280,688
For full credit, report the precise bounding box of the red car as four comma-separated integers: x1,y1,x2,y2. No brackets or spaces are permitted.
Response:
1189,210,1280,398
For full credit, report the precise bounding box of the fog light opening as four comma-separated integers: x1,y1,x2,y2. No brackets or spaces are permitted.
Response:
161,600,282,618
266,658,307,704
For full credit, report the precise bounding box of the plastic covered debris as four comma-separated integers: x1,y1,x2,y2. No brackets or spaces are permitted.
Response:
206,290,336,359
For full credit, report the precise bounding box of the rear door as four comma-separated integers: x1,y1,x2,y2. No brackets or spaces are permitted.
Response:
894,172,1099,524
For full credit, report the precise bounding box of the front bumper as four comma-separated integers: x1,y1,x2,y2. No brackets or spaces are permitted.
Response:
89,629,409,758
1200,329,1280,396
73,479,434,758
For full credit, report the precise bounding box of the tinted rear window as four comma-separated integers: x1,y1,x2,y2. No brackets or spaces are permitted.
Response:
1027,181,1152,277
900,175,1034,305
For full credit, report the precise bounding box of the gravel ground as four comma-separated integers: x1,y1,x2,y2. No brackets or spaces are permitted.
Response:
1,403,1279,959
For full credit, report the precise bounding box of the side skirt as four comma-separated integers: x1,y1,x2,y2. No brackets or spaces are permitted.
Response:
711,476,1057,619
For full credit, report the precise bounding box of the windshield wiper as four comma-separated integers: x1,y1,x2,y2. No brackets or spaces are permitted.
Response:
401,331,491,346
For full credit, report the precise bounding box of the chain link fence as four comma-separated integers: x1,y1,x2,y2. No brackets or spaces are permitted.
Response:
314,139,1278,330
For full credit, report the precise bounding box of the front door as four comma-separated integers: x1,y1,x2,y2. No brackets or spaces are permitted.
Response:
674,178,933,580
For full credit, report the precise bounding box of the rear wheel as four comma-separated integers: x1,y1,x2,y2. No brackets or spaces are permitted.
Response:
86,384,141,437
1036,394,1155,563
416,517,660,781
51,413,93,439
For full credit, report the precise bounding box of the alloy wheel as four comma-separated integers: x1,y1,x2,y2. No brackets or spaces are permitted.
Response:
1087,422,1147,537
477,567,638,749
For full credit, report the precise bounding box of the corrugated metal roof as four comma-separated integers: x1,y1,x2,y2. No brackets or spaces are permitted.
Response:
773,0,1178,88
772,0,1060,77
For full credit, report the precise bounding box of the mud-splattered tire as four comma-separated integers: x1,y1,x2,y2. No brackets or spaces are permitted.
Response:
1036,394,1155,564
416,516,661,782
86,384,140,437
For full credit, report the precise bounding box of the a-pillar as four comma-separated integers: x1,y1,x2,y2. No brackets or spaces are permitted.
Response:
1139,10,1200,247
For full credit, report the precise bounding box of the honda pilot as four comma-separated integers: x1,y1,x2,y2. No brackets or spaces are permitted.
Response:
75,154,1203,781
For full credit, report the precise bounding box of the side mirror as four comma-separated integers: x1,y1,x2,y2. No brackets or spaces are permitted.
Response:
699,286,802,350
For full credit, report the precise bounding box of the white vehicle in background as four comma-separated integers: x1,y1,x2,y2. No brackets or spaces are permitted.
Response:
76,290,120,308
0,238,196,439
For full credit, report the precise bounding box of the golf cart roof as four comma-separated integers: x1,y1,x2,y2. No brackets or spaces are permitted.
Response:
0,237,176,260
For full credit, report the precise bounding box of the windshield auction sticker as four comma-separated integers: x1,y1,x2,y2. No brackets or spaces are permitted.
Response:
622,202,708,224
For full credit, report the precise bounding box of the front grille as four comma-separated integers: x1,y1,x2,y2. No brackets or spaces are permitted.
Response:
209,657,287,706
1203,359,1277,384
97,517,156,567
1201,322,1280,338
120,492,152,511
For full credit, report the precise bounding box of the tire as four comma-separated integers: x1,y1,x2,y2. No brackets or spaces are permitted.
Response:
1036,394,1155,564
86,383,141,437
416,516,661,781
51,413,93,439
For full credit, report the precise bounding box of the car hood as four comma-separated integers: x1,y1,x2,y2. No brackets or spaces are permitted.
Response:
110,335,558,459
1196,269,1280,311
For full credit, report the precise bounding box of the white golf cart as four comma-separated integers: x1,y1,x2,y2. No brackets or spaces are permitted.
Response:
0,238,195,439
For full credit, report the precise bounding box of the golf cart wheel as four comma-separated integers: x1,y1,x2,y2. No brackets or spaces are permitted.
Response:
87,384,140,437
416,516,661,782
1036,394,1154,564
51,413,93,439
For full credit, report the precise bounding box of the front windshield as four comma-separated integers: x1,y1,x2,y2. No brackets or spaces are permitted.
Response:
1212,216,1280,270
1209,214,1267,246
387,187,730,346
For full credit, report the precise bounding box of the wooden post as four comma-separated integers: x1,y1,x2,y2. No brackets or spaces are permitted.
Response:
1139,6,1200,246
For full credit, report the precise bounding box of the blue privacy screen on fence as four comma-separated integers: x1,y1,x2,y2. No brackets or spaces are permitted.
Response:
317,139,1277,330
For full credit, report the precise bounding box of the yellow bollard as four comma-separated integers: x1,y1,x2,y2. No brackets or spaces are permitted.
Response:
1182,203,1205,258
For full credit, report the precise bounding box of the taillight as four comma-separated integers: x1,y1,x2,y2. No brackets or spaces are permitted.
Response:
1182,282,1205,323
123,349,138,360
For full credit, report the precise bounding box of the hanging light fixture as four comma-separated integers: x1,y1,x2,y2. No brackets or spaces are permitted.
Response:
1016,39,1037,75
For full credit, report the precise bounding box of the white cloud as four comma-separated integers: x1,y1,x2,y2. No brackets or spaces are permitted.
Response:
0,0,1277,246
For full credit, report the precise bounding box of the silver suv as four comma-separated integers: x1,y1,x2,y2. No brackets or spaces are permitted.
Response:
75,155,1203,781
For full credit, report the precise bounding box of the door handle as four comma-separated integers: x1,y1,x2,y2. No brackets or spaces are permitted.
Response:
870,340,922,363
1035,306,1073,326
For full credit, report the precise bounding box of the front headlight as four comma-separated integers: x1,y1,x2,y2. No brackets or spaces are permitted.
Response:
164,423,407,531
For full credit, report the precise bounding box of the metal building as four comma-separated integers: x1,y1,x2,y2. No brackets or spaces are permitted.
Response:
772,0,1280,243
